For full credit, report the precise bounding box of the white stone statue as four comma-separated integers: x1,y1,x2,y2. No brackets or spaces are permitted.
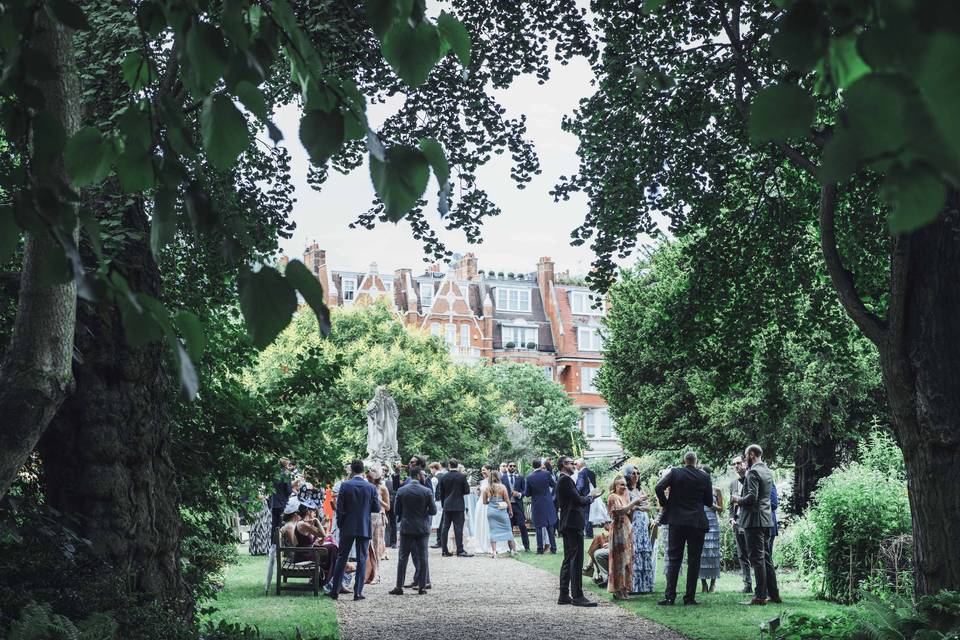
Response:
365,385,400,467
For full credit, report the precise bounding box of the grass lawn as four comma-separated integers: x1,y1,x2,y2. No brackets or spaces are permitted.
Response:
516,539,850,640
202,551,339,640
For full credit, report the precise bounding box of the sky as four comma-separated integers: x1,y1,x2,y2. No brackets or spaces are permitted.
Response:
271,50,646,278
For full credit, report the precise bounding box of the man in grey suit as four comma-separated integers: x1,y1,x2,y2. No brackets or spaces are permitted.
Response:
389,464,437,595
728,455,753,593
730,444,781,605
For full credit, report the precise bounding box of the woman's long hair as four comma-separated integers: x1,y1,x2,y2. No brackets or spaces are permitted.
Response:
487,469,503,497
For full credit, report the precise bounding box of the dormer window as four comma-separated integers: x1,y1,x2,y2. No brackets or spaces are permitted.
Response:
420,283,433,309
342,277,356,303
570,291,602,315
495,287,531,312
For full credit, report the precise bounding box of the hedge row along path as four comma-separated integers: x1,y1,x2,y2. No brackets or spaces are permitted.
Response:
334,546,688,639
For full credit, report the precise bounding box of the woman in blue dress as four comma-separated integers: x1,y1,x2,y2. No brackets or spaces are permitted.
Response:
623,464,654,594
484,470,517,558
698,466,724,593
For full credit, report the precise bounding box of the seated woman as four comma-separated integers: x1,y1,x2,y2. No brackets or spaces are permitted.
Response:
293,500,338,577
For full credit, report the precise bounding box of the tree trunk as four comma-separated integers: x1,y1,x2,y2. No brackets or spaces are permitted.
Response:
38,206,188,611
881,210,960,596
790,417,842,514
0,14,80,498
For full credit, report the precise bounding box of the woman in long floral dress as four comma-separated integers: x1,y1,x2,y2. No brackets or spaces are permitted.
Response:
698,466,724,593
607,475,645,600
623,465,655,594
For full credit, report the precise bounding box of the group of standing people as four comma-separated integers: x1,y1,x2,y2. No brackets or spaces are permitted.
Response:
648,445,780,606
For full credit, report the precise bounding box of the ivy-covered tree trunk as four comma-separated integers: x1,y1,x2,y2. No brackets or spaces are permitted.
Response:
38,207,187,610
0,14,79,499
880,210,960,596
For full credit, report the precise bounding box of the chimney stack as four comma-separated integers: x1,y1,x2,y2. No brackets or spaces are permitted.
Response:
454,252,478,281
303,245,331,306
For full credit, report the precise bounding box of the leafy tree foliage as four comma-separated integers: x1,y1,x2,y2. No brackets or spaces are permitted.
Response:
246,302,508,474
487,361,585,461
601,238,886,509
559,0,960,594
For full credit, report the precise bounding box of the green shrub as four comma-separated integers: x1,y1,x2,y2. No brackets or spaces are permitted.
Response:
774,514,820,581
856,426,906,481
806,463,911,603
778,591,960,640
778,611,862,639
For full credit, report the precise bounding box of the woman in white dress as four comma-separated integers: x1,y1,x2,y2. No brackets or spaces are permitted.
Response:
470,465,492,554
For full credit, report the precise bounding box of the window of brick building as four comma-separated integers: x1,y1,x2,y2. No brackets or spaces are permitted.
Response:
495,287,531,312
342,277,356,303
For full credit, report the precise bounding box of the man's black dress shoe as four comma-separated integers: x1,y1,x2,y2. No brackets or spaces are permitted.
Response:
418,588,428,595
657,598,674,606
424,583,432,589
430,544,441,549
441,552,453,557
353,594,365,601
457,552,474,558
557,595,573,605
683,598,700,605
404,582,416,588
388,587,403,595
571,597,597,607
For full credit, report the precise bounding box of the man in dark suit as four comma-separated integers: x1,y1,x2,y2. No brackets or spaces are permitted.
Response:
730,444,781,605
326,460,380,600
438,458,472,557
728,455,753,593
502,460,529,552
574,458,597,538
389,464,437,595
526,459,557,554
655,451,713,606
557,456,602,606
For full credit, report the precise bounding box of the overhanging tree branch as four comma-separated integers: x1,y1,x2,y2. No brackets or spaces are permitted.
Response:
818,184,886,346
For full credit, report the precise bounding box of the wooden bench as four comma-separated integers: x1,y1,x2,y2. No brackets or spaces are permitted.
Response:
275,530,329,596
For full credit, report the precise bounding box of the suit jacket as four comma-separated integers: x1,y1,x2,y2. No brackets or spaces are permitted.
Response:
526,469,557,527
770,482,779,536
557,473,592,532
728,476,744,529
394,481,437,536
335,475,381,538
737,461,774,529
438,470,470,512
655,466,712,531
503,471,526,508
576,468,597,499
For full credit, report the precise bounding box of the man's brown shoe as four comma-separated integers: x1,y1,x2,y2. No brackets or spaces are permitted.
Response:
740,598,767,605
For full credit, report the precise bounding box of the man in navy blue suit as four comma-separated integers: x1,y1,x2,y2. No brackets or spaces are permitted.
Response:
502,460,529,552
526,459,557,554
326,459,380,601
575,459,597,538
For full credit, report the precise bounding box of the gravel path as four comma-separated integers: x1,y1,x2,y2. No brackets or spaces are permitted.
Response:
334,546,688,640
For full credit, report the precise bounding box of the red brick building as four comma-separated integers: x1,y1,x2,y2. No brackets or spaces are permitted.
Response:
300,244,621,459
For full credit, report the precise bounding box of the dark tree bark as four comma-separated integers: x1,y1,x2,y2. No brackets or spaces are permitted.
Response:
881,208,960,596
820,185,960,595
0,14,80,499
38,206,188,611
790,419,842,514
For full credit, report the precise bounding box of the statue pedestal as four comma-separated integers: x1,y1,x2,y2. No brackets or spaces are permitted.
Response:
365,448,401,471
